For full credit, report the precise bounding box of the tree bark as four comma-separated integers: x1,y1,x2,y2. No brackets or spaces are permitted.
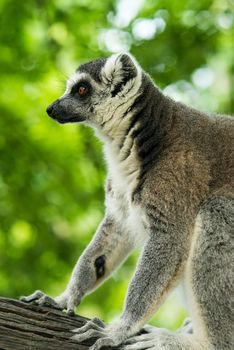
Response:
0,297,113,350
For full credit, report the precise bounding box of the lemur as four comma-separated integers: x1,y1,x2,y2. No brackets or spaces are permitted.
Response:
22,53,234,350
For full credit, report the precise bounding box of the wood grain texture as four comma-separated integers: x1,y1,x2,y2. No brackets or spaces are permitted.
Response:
0,297,114,350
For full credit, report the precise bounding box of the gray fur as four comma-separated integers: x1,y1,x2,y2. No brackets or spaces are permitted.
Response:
78,58,106,82
23,53,234,350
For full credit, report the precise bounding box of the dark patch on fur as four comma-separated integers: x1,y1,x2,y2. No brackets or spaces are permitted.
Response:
95,255,106,279
106,178,112,193
111,78,127,97
78,58,107,82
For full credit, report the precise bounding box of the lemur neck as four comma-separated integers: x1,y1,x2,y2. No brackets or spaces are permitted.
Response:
104,74,174,195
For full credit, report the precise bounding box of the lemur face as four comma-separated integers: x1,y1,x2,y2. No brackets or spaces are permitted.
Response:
46,53,142,133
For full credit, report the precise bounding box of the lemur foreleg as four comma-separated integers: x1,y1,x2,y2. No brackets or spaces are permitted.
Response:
72,216,189,350
21,215,135,315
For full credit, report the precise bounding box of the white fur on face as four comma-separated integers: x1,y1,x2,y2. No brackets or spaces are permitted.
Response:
62,54,143,194
65,72,87,95
63,53,142,140
64,72,101,96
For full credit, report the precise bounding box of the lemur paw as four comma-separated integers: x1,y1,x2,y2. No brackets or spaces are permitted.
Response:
122,334,156,350
72,319,127,350
123,328,179,350
122,329,201,350
20,290,61,309
20,289,82,315
137,318,193,337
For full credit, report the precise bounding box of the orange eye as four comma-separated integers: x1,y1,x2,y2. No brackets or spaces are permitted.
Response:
78,85,88,96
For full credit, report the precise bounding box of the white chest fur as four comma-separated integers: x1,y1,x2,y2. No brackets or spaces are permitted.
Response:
126,203,148,246
104,137,140,192
106,179,149,247
104,138,149,246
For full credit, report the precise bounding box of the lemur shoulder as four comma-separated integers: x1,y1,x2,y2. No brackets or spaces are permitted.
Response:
22,53,234,350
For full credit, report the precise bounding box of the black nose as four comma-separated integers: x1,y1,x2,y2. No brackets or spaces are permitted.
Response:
46,104,54,116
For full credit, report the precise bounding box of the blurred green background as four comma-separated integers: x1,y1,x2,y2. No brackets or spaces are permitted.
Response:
0,0,233,331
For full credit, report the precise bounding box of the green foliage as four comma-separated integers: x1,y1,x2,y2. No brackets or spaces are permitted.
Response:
0,0,233,330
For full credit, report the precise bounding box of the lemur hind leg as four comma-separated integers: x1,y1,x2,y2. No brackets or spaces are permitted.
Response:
186,194,234,350
123,194,234,350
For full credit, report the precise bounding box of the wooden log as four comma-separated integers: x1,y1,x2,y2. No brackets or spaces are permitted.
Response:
0,297,114,350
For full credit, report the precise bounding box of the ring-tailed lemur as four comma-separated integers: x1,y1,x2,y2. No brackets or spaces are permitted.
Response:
21,53,234,350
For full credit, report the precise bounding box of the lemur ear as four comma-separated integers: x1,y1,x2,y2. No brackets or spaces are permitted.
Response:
101,53,138,89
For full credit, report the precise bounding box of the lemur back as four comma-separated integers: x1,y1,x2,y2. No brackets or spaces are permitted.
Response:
22,53,234,350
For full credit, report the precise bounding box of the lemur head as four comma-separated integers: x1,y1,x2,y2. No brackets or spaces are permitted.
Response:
46,53,142,137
